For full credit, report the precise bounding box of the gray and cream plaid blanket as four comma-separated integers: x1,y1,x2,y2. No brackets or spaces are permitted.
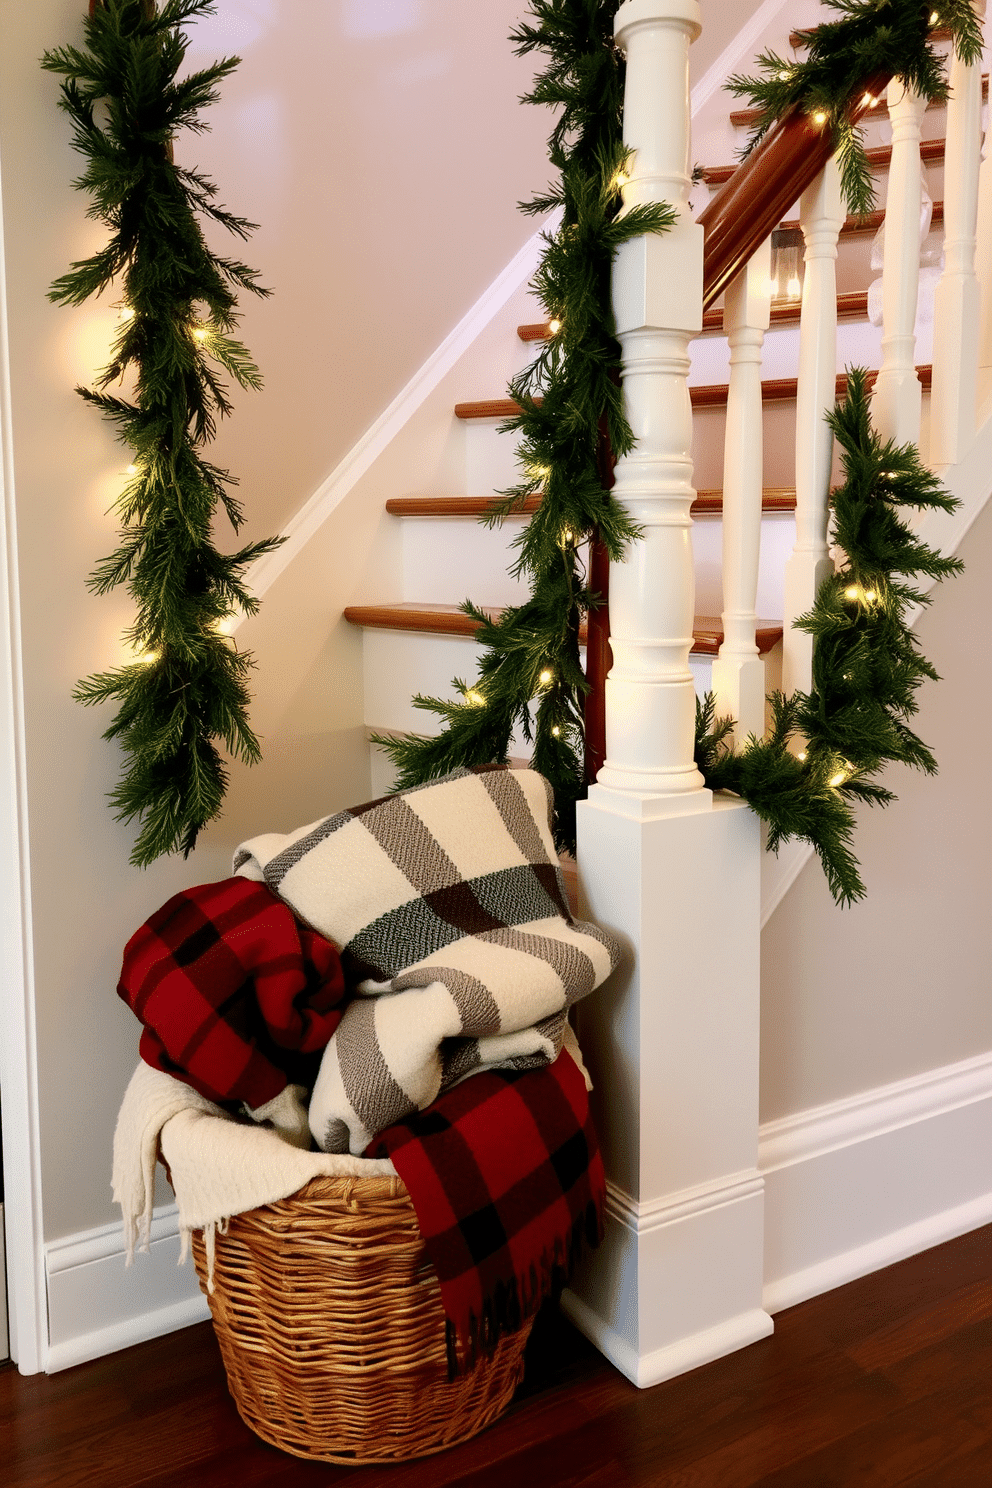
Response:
234,765,620,1154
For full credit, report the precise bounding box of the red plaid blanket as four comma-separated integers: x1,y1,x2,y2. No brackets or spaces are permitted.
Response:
118,877,348,1113
365,1046,605,1372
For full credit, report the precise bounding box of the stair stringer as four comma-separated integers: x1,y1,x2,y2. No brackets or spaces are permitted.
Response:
761,394,992,927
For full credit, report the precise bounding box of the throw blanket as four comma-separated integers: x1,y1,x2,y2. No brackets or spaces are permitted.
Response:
366,1039,605,1373
117,877,348,1144
112,1059,396,1285
112,1035,602,1370
234,765,620,1153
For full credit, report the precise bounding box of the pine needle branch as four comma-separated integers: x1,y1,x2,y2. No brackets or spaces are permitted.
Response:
45,0,282,865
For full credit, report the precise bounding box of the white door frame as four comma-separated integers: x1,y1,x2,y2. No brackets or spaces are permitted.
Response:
0,150,48,1376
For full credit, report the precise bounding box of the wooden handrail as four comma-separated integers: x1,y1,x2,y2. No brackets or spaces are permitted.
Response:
699,74,892,308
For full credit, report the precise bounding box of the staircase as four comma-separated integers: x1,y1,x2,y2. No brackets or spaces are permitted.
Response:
342,36,957,781
337,2,992,1388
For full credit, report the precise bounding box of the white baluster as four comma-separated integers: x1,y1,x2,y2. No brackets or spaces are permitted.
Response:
872,81,926,445
711,240,771,743
781,158,843,700
593,0,707,811
930,15,984,467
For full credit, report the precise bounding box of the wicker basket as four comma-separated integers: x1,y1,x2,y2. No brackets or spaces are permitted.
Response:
190,1172,533,1464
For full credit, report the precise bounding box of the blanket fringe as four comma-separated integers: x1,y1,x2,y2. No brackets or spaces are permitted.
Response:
445,1193,604,1379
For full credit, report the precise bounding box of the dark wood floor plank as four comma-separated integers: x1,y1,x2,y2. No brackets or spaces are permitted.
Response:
2,1224,989,1488
847,1276,992,1373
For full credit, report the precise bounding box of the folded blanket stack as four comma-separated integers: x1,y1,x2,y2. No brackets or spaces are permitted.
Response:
234,764,619,1153
113,766,620,1369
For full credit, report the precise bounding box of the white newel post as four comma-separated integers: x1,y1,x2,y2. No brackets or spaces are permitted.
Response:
711,241,772,743
782,159,842,700
568,0,771,1389
931,9,984,466
872,82,926,445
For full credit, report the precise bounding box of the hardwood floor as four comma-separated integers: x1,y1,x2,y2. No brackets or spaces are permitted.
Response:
2,1224,989,1487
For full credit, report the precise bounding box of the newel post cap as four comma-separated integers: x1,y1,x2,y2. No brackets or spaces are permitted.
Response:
614,0,702,48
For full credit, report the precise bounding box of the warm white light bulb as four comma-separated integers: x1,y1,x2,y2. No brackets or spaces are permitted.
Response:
551,726,561,737
797,751,807,762
539,669,553,686
136,649,160,666
929,10,940,24
813,111,828,125
615,171,630,188
548,318,562,335
865,589,878,603
829,770,846,788
845,585,860,600
118,306,135,323
778,70,791,81
465,689,485,706
126,463,139,476
192,326,208,343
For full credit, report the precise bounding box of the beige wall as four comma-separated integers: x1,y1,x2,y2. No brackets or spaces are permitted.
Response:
0,0,552,1239
761,492,992,1121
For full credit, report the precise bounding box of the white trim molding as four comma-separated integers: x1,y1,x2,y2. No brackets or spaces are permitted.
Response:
760,1050,992,1313
0,145,47,1378
44,1204,209,1374
562,1168,773,1390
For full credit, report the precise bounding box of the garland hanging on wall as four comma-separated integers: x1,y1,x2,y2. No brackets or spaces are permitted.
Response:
695,369,962,906
43,0,280,867
727,0,983,216
373,0,674,853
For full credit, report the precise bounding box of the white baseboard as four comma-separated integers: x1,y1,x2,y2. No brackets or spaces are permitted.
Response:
44,1202,209,1374
760,1049,992,1314
561,1287,772,1390
36,1051,992,1374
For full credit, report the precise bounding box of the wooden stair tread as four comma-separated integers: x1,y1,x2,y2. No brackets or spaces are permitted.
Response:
385,495,543,517
701,288,870,333
386,491,797,518
702,136,945,187
729,77,987,128
344,601,783,656
690,365,932,408
457,368,932,420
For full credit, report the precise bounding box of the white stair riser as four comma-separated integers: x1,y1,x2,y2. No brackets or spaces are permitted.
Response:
394,507,794,617
692,511,794,618
398,514,535,607
360,624,743,742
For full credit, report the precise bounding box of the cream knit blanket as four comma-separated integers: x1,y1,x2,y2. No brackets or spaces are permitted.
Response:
111,1061,395,1288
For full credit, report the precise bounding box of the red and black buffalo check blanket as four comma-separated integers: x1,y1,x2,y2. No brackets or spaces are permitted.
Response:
365,1044,605,1372
118,877,348,1113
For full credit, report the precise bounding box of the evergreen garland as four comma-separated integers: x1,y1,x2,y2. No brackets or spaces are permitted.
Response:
43,0,281,866
373,0,674,853
726,0,983,216
696,369,962,905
